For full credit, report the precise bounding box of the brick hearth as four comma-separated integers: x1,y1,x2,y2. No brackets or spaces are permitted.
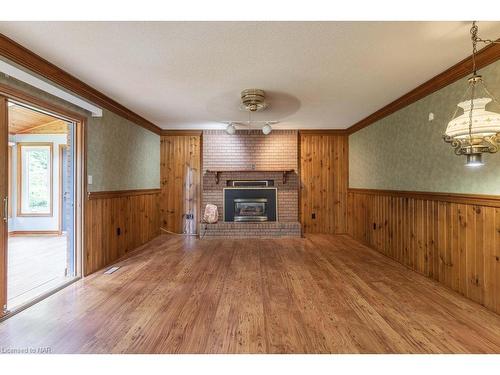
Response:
200,222,301,238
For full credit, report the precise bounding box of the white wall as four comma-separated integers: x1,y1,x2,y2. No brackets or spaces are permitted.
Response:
8,134,67,232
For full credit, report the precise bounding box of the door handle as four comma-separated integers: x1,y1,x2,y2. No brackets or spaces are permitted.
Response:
3,196,7,222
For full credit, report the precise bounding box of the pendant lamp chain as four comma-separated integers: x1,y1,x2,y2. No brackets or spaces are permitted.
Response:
468,22,478,148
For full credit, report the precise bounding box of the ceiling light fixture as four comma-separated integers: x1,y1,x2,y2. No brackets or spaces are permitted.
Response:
223,121,278,135
225,122,236,135
221,89,277,135
240,89,268,112
443,21,500,167
262,123,273,135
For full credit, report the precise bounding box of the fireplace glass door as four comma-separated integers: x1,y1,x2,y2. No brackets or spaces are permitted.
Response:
234,198,268,222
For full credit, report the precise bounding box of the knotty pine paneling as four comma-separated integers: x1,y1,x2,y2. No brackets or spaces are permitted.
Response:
160,135,201,234
300,134,348,233
347,189,500,315
85,191,160,275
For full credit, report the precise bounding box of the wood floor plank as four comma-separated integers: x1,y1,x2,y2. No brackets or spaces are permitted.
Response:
2,234,500,353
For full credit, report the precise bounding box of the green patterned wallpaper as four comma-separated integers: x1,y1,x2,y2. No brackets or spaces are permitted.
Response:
349,59,500,195
86,109,160,192
0,59,160,192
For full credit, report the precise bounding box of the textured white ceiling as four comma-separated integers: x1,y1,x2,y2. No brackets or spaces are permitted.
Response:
1,21,500,130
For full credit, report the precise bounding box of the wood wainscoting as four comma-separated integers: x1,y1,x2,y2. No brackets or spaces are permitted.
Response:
299,132,348,233
347,188,500,315
160,133,201,234
85,189,160,276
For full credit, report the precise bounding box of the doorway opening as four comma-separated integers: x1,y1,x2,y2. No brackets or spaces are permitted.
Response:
5,100,78,310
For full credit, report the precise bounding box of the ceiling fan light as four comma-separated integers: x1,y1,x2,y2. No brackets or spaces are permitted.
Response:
225,123,236,135
240,89,268,112
262,124,272,135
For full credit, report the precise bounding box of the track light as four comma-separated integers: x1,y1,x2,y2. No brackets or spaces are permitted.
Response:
262,123,272,135
225,123,236,135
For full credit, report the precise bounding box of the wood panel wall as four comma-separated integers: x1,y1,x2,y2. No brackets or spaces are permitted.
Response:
347,189,500,315
299,133,348,233
84,190,160,276
160,134,201,234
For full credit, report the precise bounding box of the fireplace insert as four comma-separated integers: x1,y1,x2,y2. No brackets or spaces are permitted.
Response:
234,198,268,222
223,187,277,222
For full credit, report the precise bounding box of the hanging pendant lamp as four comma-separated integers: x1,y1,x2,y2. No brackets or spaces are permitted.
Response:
443,21,500,166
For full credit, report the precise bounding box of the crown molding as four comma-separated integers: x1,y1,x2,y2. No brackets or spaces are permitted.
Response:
347,40,500,135
161,129,348,136
0,33,162,135
299,129,348,136
161,130,203,136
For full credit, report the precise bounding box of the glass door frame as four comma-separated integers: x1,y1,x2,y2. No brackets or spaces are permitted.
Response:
0,84,86,318
0,96,7,315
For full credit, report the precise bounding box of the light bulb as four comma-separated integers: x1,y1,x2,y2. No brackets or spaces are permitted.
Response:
262,124,272,135
465,154,484,167
225,123,236,135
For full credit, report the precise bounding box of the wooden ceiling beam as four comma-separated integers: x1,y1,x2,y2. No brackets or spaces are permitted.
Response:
16,119,68,134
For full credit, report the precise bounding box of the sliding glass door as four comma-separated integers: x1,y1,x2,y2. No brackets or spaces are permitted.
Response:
0,91,83,317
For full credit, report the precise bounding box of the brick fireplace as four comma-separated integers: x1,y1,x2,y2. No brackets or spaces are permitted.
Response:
201,129,301,237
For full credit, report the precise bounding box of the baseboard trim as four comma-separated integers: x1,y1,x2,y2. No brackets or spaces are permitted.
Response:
9,230,61,237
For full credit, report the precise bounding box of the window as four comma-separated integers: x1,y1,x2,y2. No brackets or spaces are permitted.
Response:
17,143,53,216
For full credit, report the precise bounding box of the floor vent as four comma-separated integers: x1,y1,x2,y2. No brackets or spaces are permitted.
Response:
104,266,120,275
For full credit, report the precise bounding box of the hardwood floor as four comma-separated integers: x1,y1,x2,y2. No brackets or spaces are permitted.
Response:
1,234,500,353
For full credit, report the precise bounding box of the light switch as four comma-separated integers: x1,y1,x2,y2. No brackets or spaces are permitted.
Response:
88,175,93,185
